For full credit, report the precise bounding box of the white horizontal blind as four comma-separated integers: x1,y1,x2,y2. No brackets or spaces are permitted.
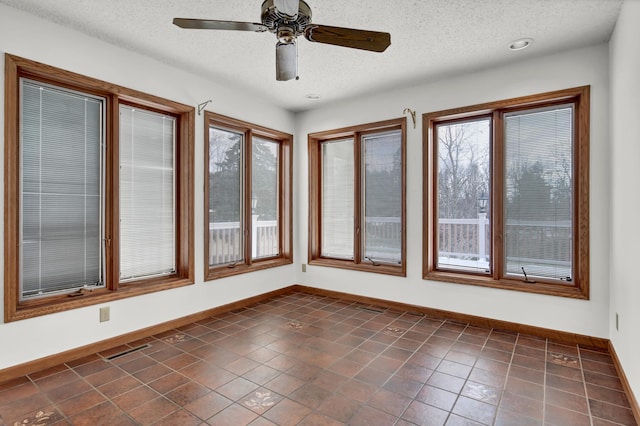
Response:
20,80,104,299
119,106,176,281
504,104,573,282
208,126,244,266
321,139,354,259
252,137,279,259
362,130,402,264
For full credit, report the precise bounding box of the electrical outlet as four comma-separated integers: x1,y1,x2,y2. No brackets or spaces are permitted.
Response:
100,306,110,322
302,264,307,272
616,313,619,331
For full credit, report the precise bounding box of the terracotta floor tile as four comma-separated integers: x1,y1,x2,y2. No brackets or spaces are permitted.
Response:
368,388,412,416
263,398,312,426
216,377,259,401
45,378,92,404
545,373,586,396
265,373,306,396
1,292,634,425
83,365,127,388
544,404,591,426
349,405,396,426
183,391,232,419
112,385,160,412
588,398,637,425
56,389,106,417
68,401,125,426
165,381,211,406
402,400,449,426
290,383,333,408
545,387,589,413
498,391,543,420
508,364,545,385
297,413,345,426
383,375,423,398
317,394,361,423
494,408,543,426
461,380,500,405
241,388,283,414
415,384,458,411
147,371,191,394
427,371,466,394
436,359,473,379
504,376,544,400
151,408,202,426
311,370,348,392
586,382,631,407
452,395,497,425
97,375,142,399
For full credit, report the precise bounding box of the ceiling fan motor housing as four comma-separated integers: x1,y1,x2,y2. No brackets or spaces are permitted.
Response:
261,0,312,35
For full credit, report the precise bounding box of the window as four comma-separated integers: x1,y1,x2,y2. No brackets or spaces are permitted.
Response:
205,112,292,280
309,118,406,276
423,86,589,298
4,54,194,321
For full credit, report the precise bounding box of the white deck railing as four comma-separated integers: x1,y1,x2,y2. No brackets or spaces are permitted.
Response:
209,219,277,265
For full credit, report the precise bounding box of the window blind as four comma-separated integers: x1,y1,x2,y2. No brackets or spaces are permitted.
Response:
119,106,176,280
504,104,573,281
362,130,402,264
20,80,104,298
321,139,354,259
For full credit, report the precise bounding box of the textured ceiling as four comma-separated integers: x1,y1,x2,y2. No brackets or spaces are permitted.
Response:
0,0,623,111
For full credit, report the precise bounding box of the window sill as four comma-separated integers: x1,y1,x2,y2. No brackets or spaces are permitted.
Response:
424,270,588,299
309,258,406,277
8,277,194,322
206,257,293,281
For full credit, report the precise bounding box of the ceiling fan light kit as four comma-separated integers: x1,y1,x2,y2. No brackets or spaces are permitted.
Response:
173,0,391,81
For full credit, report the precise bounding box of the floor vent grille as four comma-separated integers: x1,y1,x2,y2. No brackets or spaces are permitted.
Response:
104,344,151,361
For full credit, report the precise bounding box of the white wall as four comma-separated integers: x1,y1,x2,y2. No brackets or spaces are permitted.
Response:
0,4,296,370
295,44,611,339
0,2,623,384
609,0,640,400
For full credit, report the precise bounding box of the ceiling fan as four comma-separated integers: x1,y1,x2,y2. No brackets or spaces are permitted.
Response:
173,0,391,81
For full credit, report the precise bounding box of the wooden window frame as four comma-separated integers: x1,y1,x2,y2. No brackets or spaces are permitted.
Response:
308,118,407,276
204,112,293,280
423,86,590,299
4,54,195,322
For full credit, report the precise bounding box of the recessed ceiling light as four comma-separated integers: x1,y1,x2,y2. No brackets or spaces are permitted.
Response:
306,94,320,100
509,38,533,51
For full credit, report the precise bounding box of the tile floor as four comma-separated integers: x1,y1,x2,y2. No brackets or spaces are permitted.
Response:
0,291,636,425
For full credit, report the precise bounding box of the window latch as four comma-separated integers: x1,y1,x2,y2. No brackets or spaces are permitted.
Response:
227,262,238,269
365,256,380,266
521,267,536,284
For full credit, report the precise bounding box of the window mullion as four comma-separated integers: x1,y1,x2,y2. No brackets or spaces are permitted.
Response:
245,129,253,266
353,132,362,264
492,110,504,281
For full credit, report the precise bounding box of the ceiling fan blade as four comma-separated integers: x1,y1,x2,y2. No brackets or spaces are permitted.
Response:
305,25,390,52
173,18,268,32
273,0,299,20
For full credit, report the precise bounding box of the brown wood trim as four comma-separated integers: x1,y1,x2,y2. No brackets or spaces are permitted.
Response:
291,285,608,349
308,118,407,274
608,341,640,425
422,86,590,299
3,54,196,322
0,286,295,383
203,111,293,281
